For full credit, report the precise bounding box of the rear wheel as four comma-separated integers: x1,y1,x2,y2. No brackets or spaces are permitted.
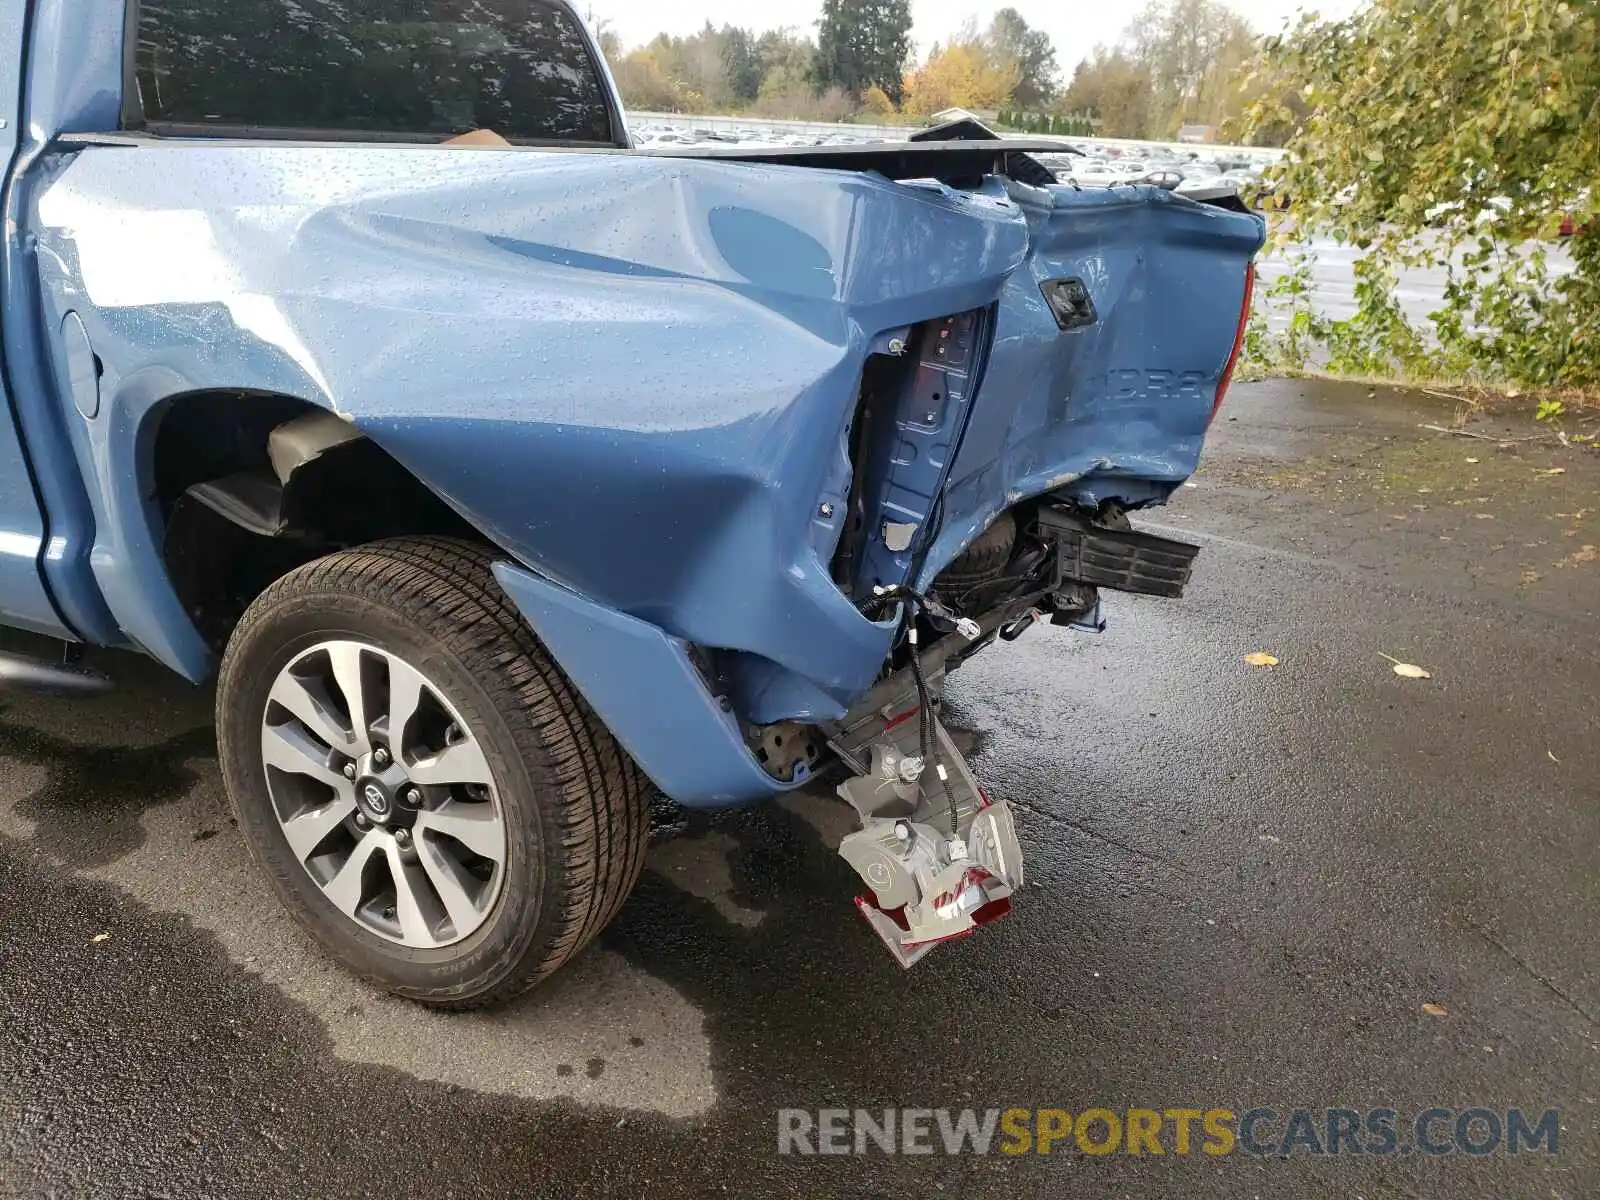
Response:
216,537,650,1009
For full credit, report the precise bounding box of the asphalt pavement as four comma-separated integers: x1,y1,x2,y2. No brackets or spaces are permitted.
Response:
1,379,1596,1199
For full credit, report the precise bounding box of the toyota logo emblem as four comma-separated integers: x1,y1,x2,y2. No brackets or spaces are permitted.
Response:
363,783,390,815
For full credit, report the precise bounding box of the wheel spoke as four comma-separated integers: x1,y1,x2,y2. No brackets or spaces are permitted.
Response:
417,838,484,938
408,739,492,787
326,643,372,755
262,721,346,789
417,800,507,864
387,844,439,946
322,829,384,917
268,671,354,751
386,656,427,759
280,791,358,863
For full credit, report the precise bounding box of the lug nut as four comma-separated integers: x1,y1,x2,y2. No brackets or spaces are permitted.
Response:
343,762,357,780
818,503,835,519
405,788,423,807
355,813,370,830
394,828,411,846
373,747,390,768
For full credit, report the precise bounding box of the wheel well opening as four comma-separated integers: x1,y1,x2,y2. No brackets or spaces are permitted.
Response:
152,392,485,651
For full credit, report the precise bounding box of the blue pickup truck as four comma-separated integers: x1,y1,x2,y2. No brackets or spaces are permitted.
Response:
0,0,1261,1005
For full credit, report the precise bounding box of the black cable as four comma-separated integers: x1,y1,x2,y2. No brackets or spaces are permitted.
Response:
860,584,968,845
906,614,962,843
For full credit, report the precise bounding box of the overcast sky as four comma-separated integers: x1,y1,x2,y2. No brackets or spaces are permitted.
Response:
586,0,1366,65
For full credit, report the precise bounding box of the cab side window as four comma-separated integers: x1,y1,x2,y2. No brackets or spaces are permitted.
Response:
131,0,618,145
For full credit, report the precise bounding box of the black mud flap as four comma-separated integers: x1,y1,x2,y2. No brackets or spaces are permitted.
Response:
1038,506,1200,599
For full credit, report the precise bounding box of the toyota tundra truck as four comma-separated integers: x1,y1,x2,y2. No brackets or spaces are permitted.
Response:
0,0,1262,1005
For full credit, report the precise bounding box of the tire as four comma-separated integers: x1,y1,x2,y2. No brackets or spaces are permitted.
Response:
215,536,650,1009
934,511,1017,595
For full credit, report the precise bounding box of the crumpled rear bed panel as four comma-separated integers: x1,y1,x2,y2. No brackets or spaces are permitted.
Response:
919,184,1264,586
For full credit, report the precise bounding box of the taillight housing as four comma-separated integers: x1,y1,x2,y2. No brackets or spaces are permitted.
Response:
1211,262,1255,424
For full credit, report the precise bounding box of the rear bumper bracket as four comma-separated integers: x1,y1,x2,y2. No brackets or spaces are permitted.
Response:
1038,506,1201,599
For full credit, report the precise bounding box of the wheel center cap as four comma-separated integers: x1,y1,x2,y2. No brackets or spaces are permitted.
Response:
356,777,394,822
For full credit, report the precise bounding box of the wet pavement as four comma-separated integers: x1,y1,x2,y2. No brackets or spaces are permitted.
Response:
2,379,1597,1199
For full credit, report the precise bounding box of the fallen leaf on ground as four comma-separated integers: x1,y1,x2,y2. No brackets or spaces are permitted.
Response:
1537,467,1566,476
1521,569,1542,584
1474,513,1495,520
1557,545,1597,568
1379,653,1432,679
90,933,110,944
1244,652,1279,668
1465,457,1479,464
1421,1003,1449,1017
1548,750,1561,764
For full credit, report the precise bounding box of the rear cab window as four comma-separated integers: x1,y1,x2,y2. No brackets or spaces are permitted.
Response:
129,1,622,146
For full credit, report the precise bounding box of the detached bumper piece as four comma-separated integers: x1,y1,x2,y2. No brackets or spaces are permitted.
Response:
829,674,1023,968
1038,506,1201,599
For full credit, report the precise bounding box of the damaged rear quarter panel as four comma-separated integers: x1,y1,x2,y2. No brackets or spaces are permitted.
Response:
34,143,1028,704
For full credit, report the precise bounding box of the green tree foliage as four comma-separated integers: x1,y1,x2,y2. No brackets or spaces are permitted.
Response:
752,29,833,116
600,0,1267,137
757,28,815,88
814,0,913,105
608,48,688,112
1060,49,1153,138
984,8,1059,110
605,23,780,113
1245,0,1600,389
720,28,763,104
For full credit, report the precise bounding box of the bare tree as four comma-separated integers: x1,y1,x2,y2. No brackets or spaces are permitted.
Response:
1123,0,1250,135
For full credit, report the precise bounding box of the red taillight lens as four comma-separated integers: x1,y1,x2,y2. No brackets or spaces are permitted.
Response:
1211,262,1255,424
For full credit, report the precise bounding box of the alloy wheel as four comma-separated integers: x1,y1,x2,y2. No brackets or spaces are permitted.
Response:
259,640,508,948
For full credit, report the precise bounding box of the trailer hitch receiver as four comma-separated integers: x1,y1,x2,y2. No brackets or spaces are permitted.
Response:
832,709,1024,967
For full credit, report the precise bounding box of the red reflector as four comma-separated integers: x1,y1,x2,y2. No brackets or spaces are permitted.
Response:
1211,262,1255,424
